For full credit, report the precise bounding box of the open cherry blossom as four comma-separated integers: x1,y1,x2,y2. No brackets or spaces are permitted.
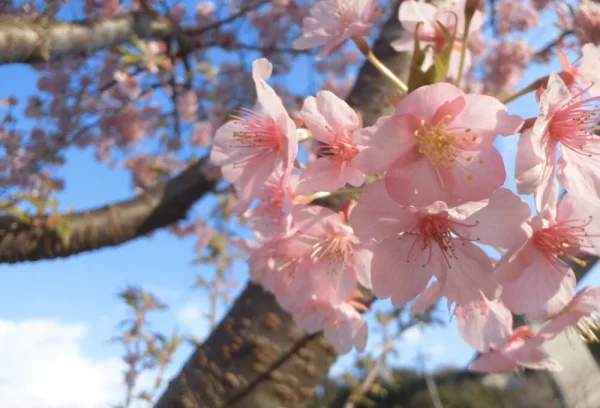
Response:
354,83,523,207
351,181,529,307
297,90,366,193
469,326,562,373
294,0,381,57
496,194,599,320
517,72,600,209
456,297,513,353
210,58,298,212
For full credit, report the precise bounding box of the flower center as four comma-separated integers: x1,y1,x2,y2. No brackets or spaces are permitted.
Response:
404,214,478,267
413,115,474,169
509,326,536,343
547,95,600,158
230,108,283,161
317,129,360,164
532,217,595,267
311,233,356,265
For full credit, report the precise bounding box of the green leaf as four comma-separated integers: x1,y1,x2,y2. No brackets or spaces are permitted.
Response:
407,23,436,92
430,20,456,83
55,217,72,247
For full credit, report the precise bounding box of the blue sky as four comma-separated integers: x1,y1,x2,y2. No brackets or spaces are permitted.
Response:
1,3,600,408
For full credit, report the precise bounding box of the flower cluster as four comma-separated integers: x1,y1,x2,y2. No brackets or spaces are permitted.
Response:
209,0,600,374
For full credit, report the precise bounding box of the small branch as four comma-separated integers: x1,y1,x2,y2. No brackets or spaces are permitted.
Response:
0,157,218,263
533,30,574,60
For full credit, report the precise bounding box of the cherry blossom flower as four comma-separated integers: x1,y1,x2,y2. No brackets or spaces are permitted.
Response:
245,169,322,240
484,40,533,96
496,0,540,35
535,45,600,101
537,286,600,343
469,326,562,373
354,83,523,207
456,297,513,353
496,194,600,320
297,298,368,353
293,0,381,57
391,0,483,79
297,91,366,193
351,181,530,307
210,58,298,212
516,72,600,207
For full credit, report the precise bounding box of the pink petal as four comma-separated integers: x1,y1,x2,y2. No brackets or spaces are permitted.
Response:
398,1,438,33
385,154,453,207
352,114,419,175
469,350,518,373
411,280,443,315
515,128,545,195
456,298,513,352
311,254,358,305
371,236,434,305
315,90,360,134
453,188,531,248
449,147,506,203
297,157,345,194
252,59,288,120
343,163,366,187
577,43,600,97
559,144,600,204
494,240,535,284
350,180,418,239
352,245,374,289
395,82,465,120
557,194,600,257
502,340,563,371
449,94,522,146
501,252,576,321
324,303,368,353
534,155,559,218
441,240,499,306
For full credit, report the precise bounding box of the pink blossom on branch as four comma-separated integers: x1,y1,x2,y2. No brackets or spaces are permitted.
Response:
456,297,513,353
516,72,600,208
495,193,600,321
537,286,600,342
297,90,366,194
354,83,523,207
469,326,562,373
391,0,484,79
210,58,298,212
293,0,382,57
351,181,530,308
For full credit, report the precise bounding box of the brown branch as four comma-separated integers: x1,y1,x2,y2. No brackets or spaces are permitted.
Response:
0,157,218,263
0,1,268,65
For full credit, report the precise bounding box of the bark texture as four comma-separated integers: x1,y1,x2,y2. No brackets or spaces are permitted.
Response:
0,158,217,263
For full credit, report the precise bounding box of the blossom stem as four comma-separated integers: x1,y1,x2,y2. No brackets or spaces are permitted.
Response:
501,76,548,105
455,19,472,88
328,187,364,196
352,36,408,94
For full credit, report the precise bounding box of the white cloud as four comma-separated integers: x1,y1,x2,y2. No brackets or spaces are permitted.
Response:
0,319,124,408
177,301,211,339
402,325,424,344
426,343,446,357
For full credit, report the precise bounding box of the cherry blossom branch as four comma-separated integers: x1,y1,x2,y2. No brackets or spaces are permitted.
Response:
352,36,408,94
501,75,548,104
0,1,269,65
533,30,574,60
0,157,218,263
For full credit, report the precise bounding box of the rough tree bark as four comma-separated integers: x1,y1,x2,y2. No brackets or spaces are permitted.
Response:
0,1,267,65
0,158,217,263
